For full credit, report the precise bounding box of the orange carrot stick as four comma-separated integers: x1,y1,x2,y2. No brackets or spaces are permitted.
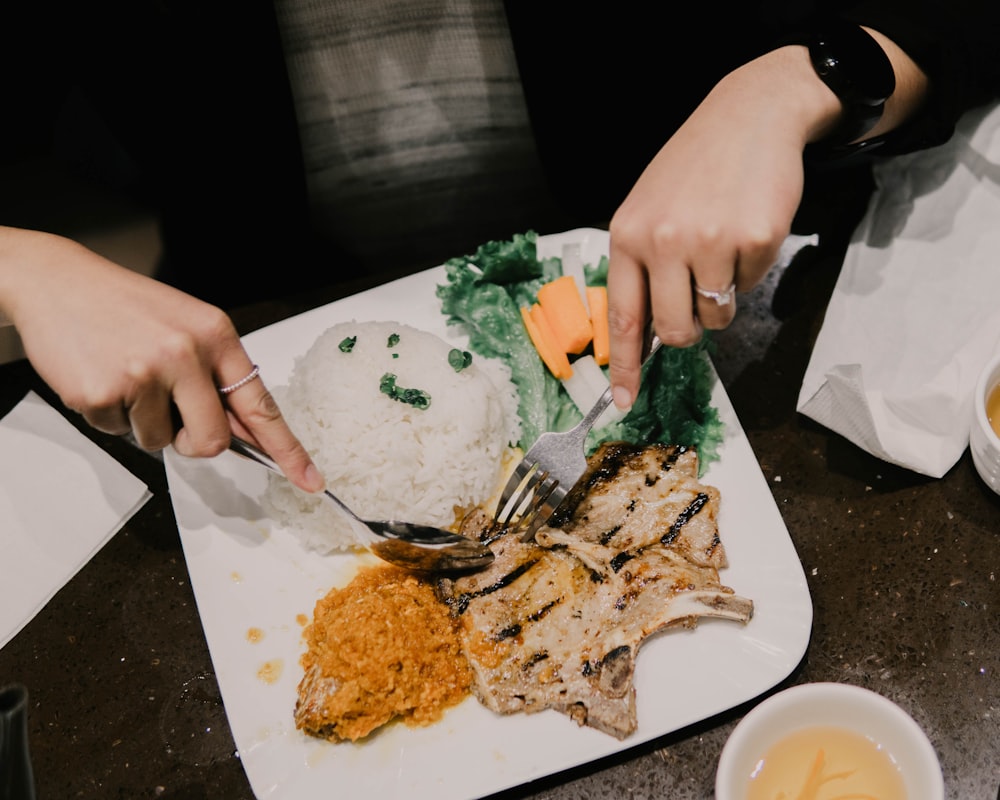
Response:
537,275,593,355
586,285,610,366
520,305,573,380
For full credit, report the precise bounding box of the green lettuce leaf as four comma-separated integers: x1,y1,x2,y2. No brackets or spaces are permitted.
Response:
589,339,723,470
584,254,609,287
435,232,557,446
436,231,724,472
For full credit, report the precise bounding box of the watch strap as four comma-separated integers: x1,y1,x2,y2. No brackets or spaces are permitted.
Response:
792,19,897,162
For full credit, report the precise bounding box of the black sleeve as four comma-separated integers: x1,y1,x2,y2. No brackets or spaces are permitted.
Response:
502,1,776,222
837,0,1000,152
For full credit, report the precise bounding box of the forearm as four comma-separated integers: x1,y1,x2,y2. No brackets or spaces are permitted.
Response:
0,226,30,323
0,226,64,329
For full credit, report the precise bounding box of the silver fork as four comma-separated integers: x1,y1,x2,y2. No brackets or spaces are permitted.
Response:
495,336,662,540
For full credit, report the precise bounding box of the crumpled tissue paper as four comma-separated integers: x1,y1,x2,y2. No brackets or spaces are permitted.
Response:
798,101,1000,478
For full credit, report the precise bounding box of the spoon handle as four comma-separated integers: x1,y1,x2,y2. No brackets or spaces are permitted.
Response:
228,436,366,525
228,435,281,473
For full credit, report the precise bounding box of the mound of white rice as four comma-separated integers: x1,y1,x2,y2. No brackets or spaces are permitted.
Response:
265,320,521,552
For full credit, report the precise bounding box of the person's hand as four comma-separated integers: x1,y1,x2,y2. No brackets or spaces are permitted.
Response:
606,46,842,409
0,227,324,493
606,29,928,409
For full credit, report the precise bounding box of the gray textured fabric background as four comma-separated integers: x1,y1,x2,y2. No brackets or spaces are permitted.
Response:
274,0,562,268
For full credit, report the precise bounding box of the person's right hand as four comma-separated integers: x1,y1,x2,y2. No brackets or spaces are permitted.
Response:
0,226,324,493
605,45,841,410
605,30,927,410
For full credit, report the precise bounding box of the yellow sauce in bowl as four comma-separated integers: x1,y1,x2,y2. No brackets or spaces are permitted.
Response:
987,382,1000,439
747,725,906,800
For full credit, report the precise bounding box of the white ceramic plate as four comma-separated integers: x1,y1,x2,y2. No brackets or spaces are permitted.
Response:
165,228,813,800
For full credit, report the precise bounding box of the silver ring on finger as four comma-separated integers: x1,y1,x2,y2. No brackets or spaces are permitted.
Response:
694,282,736,306
218,364,261,395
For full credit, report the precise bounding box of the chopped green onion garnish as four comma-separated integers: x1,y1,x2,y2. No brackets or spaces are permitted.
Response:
448,348,473,372
379,373,431,409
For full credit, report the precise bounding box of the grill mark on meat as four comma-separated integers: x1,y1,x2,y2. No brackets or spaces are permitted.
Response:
599,646,633,697
494,593,564,641
495,623,521,641
610,549,636,573
661,491,710,545
614,585,642,610
478,527,508,546
661,445,688,469
611,490,711,573
528,599,560,622
600,524,622,545
446,557,539,615
523,651,549,670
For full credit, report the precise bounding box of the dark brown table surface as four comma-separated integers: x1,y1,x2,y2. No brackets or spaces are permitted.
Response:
1,253,997,800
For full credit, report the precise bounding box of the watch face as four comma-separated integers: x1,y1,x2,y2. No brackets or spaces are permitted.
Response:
810,21,896,107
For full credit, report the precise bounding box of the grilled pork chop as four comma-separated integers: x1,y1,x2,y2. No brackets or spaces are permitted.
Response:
437,442,753,739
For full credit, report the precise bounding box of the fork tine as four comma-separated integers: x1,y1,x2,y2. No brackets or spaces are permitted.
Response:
493,334,664,535
516,474,557,526
493,458,538,520
515,477,563,542
496,465,548,528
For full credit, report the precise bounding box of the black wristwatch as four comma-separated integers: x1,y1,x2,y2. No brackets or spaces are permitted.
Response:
798,19,896,161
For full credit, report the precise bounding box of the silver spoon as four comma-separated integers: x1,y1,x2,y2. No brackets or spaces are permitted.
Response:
228,436,494,572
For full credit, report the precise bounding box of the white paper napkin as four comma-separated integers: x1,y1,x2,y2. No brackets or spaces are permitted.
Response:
798,101,1000,477
0,391,152,650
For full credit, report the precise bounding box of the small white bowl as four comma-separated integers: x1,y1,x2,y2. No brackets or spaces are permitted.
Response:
970,352,1000,495
715,682,943,800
